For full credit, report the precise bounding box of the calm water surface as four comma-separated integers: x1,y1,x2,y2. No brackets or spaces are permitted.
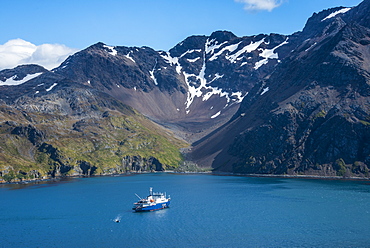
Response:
1,173,370,247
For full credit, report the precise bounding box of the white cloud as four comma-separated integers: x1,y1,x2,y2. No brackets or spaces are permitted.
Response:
0,39,78,71
235,0,284,12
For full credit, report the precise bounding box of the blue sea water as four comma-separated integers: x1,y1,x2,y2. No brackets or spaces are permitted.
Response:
1,173,370,248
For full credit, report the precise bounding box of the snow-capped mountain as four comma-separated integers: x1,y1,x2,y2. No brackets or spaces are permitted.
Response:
190,0,370,177
47,30,292,141
1,0,369,179
0,29,293,141
0,65,47,86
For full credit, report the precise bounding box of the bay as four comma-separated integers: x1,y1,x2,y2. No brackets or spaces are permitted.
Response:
1,173,370,247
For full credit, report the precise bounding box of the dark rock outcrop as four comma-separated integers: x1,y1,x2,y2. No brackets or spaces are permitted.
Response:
122,155,164,172
11,124,45,146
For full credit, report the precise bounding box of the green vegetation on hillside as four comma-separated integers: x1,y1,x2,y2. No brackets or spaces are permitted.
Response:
0,102,188,183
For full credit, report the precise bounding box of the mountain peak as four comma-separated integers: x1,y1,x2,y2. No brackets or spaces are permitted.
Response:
0,64,47,83
209,30,237,42
301,6,351,39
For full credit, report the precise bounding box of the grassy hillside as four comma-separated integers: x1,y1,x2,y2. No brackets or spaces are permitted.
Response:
0,88,188,183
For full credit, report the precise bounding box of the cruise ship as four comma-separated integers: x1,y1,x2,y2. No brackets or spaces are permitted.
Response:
132,187,170,212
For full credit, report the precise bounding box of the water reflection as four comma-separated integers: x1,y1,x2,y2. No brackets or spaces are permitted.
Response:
133,208,169,218
0,177,78,190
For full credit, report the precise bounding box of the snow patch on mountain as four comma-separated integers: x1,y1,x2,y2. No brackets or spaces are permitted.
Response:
205,36,289,68
209,73,224,84
46,83,58,92
159,34,288,113
205,39,228,55
149,59,158,85
231,91,246,103
183,52,246,112
202,86,230,102
260,87,269,95
254,38,289,70
305,42,317,52
209,41,241,61
211,111,221,119
0,72,43,86
160,52,182,74
180,49,202,58
184,55,207,109
187,57,201,63
125,52,135,63
226,39,265,63
149,70,158,85
322,8,351,21
103,45,117,56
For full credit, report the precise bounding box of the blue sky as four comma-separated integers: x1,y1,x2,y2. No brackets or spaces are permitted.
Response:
0,0,363,70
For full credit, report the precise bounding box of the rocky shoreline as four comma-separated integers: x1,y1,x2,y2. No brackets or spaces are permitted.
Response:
212,172,370,181
1,170,369,186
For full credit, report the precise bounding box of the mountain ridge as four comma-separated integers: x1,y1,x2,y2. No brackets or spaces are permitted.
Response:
46,29,294,142
189,1,370,178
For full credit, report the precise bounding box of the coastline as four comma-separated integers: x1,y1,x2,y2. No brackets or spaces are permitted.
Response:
1,172,369,186
211,172,370,181
1,170,369,186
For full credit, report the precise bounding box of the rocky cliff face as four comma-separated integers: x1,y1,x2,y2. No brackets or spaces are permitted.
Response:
189,1,370,178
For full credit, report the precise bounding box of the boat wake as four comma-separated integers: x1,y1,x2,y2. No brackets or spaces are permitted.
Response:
113,214,122,223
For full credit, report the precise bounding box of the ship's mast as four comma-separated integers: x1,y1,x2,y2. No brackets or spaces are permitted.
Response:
135,193,142,200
